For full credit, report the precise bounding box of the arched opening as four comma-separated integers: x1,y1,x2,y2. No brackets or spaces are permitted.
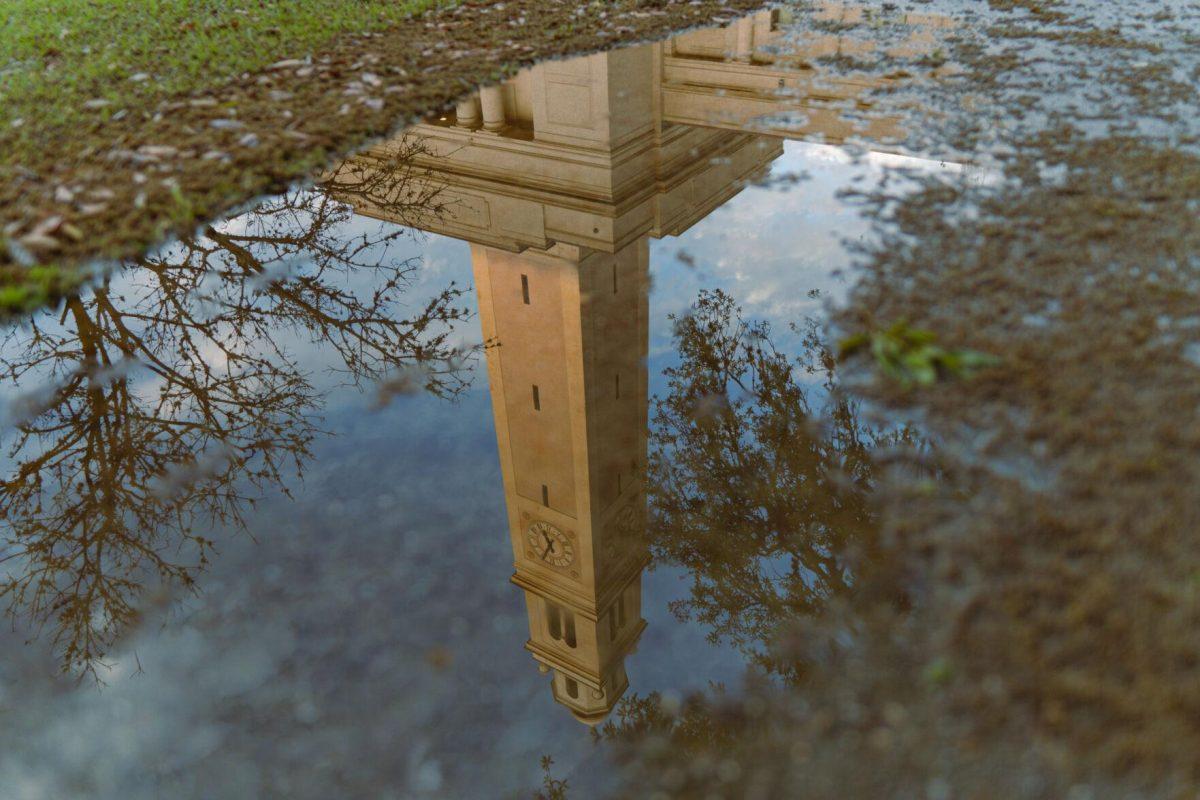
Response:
565,678,579,699
547,603,562,641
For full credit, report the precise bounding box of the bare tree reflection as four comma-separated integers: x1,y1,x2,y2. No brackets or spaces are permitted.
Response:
648,289,911,675
589,289,917,770
0,139,472,679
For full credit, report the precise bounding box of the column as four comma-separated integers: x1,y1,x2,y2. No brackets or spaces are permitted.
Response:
480,85,507,132
456,94,480,128
734,16,754,62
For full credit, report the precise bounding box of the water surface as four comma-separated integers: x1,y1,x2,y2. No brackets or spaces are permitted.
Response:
5,4,1192,798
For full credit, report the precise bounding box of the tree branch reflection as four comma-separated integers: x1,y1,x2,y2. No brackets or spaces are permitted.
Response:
0,138,473,679
593,289,920,766
648,289,912,676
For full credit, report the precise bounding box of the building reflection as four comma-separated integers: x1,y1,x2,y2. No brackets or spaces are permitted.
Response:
342,10,934,724
0,7,945,694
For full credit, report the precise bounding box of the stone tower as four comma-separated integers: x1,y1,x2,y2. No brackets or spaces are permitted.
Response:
338,28,795,724
473,239,650,725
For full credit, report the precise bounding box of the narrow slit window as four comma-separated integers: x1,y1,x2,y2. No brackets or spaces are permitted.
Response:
615,373,620,399
532,384,540,410
521,274,530,304
612,263,618,294
617,472,622,495
542,484,549,506
565,678,579,699
618,595,627,627
564,612,577,648
547,604,562,641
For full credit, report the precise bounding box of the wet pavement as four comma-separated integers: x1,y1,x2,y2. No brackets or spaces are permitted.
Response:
3,3,1200,798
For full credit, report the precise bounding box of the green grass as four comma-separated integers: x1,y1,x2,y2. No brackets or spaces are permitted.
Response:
0,0,445,156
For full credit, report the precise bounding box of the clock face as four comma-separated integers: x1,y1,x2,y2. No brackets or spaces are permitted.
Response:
526,521,575,568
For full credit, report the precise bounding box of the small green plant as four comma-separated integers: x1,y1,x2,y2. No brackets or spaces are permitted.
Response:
838,321,1001,386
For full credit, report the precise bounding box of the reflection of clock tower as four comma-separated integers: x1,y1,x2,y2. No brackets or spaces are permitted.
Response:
334,10,947,726
473,238,650,726
341,34,793,724
392,39,783,725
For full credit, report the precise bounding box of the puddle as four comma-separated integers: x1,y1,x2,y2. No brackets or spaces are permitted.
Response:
2,2,1200,798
